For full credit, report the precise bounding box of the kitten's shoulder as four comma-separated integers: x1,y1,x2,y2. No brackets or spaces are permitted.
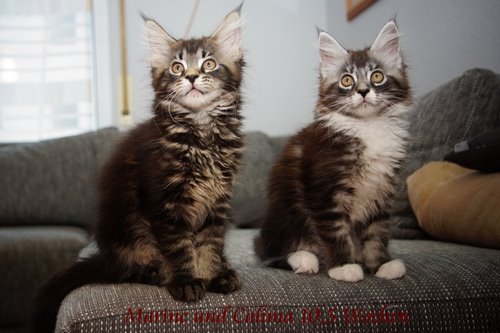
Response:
115,120,160,151
291,122,332,145
277,122,337,162
281,123,315,151
102,120,161,172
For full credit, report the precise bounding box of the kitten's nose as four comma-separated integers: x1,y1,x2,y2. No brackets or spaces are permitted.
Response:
186,75,199,83
357,88,370,97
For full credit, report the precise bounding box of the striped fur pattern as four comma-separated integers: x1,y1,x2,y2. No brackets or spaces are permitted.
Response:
33,8,245,333
255,21,411,282
98,8,245,300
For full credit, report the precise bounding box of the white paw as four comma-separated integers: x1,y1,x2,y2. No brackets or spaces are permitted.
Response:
287,251,319,274
375,259,406,280
328,264,364,282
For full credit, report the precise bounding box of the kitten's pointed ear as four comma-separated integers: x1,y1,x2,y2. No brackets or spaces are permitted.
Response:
142,14,177,68
370,21,402,68
210,6,243,61
318,30,348,77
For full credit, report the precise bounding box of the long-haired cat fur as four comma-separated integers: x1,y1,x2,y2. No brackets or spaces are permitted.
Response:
33,7,245,332
255,21,411,282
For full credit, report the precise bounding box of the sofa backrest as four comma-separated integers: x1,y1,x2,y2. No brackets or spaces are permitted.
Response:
2,68,498,235
232,132,288,205
0,127,120,230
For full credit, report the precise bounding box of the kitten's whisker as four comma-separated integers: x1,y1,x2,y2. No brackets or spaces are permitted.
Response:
161,89,183,125
204,83,240,119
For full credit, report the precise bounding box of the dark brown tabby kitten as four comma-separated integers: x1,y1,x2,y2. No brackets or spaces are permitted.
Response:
34,7,244,332
255,21,411,282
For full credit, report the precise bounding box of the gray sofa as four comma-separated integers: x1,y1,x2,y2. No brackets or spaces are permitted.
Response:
1,68,499,333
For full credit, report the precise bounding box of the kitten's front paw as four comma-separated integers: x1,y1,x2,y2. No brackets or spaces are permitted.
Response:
328,264,364,282
167,277,208,302
375,259,406,280
209,269,242,294
287,251,319,274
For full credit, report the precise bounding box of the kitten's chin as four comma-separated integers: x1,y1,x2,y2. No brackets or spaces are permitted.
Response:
187,89,203,98
349,102,380,118
177,90,219,111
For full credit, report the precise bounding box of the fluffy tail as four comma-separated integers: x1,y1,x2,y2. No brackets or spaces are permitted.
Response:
32,254,112,333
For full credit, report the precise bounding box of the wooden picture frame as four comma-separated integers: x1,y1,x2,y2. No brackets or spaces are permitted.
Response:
346,0,376,21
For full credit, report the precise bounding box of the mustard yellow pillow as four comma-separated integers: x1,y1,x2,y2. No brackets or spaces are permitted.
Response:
407,161,500,249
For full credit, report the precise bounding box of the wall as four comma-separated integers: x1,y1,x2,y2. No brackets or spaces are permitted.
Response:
326,0,500,97
107,0,500,136
109,0,327,135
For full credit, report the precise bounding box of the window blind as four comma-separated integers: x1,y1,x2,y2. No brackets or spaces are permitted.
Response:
0,0,96,142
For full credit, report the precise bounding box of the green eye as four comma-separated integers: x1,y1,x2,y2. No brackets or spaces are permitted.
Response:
370,70,385,84
340,74,354,88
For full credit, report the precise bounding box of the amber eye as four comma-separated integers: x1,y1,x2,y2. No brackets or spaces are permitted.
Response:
370,70,385,85
171,62,184,75
340,74,354,88
202,59,217,72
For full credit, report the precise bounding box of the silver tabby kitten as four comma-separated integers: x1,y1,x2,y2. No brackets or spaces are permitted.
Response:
256,21,411,282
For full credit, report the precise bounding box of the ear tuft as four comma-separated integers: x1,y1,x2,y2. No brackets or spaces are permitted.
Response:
370,21,402,68
144,16,176,68
318,31,348,77
233,1,244,15
211,10,242,61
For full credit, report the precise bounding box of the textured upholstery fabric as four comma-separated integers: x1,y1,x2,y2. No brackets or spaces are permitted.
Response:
0,128,120,229
56,229,500,332
0,227,89,330
389,68,500,239
407,161,500,249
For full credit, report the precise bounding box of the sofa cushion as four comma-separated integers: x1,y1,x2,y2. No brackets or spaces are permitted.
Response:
0,127,120,229
389,68,500,239
232,132,288,204
407,161,500,249
56,229,500,332
0,226,89,329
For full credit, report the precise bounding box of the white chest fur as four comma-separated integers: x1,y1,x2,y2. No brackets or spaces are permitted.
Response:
320,106,409,222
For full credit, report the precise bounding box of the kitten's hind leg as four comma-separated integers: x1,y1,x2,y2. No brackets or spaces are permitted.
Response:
126,261,163,285
287,250,319,274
